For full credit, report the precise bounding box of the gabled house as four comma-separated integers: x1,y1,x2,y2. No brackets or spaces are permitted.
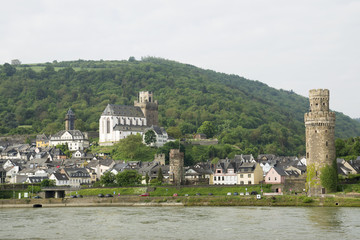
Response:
337,158,359,176
213,159,238,185
184,165,212,185
143,125,169,147
50,130,89,151
26,176,49,184
49,172,69,186
61,168,91,187
237,162,263,185
265,167,300,184
36,134,49,148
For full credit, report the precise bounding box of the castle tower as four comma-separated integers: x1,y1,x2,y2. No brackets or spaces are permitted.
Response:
134,91,158,126
65,108,75,130
169,149,184,185
304,89,336,195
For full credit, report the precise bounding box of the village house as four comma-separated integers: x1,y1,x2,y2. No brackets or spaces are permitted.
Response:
49,172,70,186
36,134,49,148
237,162,263,185
60,168,91,187
49,109,89,151
143,125,169,147
265,167,300,184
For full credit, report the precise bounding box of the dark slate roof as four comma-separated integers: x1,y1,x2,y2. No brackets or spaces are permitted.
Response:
237,163,256,173
64,168,90,178
36,134,49,141
27,176,49,183
102,104,145,118
113,125,146,132
147,125,166,136
52,172,69,181
51,130,85,138
272,167,288,176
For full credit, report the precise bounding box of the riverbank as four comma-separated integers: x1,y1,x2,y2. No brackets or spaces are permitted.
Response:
2,195,360,208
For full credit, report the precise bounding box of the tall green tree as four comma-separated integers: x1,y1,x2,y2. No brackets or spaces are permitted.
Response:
115,170,142,186
144,130,156,145
197,121,215,138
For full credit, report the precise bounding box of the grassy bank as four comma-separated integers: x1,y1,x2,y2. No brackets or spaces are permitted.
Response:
2,195,360,208
69,185,272,197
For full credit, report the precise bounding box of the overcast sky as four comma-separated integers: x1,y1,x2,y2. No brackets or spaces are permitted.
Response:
1,0,359,118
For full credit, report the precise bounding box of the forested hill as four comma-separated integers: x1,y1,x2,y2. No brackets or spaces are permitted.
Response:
1,57,359,155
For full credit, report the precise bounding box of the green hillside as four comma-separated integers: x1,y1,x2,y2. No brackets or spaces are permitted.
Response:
1,57,359,156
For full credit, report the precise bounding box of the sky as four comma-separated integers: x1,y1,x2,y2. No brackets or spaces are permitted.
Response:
1,0,359,118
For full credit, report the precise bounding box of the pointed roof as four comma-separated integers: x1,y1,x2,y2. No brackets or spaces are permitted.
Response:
102,104,145,118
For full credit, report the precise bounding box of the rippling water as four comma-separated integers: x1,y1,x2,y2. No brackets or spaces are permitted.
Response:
1,206,360,239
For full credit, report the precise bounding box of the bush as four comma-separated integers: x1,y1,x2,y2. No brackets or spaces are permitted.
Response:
302,197,313,203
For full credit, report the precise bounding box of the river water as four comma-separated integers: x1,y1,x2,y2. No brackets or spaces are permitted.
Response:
1,206,359,239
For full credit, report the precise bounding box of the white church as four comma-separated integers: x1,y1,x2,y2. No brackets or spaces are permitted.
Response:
99,91,168,146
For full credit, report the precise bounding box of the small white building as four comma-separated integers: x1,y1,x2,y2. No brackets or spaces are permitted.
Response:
143,125,169,147
49,130,89,151
49,172,69,186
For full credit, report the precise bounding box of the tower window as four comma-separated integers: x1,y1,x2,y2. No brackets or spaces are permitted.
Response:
326,141,328,146
307,152,309,158
315,130,317,133
106,118,110,134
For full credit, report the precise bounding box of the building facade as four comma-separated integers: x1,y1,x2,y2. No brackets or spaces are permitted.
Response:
304,89,336,195
99,91,160,146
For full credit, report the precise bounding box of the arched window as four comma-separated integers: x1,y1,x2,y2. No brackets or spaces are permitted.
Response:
106,118,110,134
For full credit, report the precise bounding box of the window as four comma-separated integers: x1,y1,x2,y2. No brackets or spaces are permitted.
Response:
248,174,251,178
214,177,216,181
106,118,110,134
268,177,270,181
217,170,221,173
240,181,244,184
275,177,277,181
248,181,251,184
326,141,328,146
240,174,243,178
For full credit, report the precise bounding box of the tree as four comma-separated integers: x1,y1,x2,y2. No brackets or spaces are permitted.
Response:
157,167,164,183
197,121,215,138
166,126,182,139
320,160,338,193
144,130,156,145
145,172,150,185
100,171,116,186
115,170,142,186
40,179,55,187
2,63,16,76
112,134,156,161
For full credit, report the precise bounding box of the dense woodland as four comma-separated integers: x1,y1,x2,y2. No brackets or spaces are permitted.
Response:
1,57,360,160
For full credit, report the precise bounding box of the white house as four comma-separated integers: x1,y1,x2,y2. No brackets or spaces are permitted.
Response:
49,172,69,186
49,130,89,151
143,125,169,147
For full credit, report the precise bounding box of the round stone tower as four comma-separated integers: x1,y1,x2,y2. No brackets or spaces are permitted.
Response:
304,89,336,195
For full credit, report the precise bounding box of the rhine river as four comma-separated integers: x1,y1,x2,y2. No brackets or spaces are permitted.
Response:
1,206,360,239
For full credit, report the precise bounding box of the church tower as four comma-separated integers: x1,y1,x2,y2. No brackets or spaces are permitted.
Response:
134,91,158,126
304,89,336,195
65,108,75,130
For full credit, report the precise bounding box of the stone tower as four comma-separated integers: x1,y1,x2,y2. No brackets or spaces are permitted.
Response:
65,108,75,131
134,91,158,126
169,149,184,185
304,89,336,195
